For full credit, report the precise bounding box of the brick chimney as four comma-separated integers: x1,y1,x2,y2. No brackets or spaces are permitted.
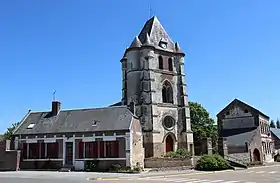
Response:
52,101,61,116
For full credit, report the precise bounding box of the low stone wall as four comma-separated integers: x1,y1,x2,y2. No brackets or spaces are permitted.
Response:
227,152,251,164
144,158,193,168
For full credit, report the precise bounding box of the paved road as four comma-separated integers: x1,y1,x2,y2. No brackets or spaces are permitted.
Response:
97,165,280,183
1,165,280,183
0,171,97,183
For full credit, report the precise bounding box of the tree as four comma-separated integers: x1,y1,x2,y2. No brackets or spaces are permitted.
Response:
3,122,20,140
189,101,218,145
270,120,276,128
277,119,280,129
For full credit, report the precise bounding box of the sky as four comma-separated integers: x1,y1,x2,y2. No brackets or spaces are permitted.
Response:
0,0,279,133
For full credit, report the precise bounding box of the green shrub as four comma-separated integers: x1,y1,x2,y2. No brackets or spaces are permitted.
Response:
195,154,230,171
85,160,99,172
109,162,142,173
165,148,191,159
276,155,280,162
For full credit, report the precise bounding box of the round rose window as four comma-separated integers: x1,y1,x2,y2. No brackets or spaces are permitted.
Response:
163,116,175,130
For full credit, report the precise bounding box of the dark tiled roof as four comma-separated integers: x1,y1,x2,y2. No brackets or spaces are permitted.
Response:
13,106,133,135
130,36,142,48
109,101,123,107
137,16,176,52
271,128,280,139
226,129,256,145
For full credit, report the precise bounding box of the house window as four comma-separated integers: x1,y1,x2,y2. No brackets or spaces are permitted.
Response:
46,142,58,158
162,81,173,103
29,143,39,159
85,142,98,158
158,56,163,69
168,58,173,71
244,109,249,113
105,141,119,158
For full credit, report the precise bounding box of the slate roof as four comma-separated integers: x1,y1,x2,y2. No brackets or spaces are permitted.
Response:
130,36,142,48
271,128,280,140
109,101,123,107
226,129,256,145
13,106,134,135
217,98,269,119
129,16,178,52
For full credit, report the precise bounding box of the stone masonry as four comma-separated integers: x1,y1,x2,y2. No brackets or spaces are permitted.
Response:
120,16,194,158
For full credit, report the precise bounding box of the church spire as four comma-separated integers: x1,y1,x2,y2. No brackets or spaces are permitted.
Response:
129,36,142,48
175,42,183,53
138,16,175,51
143,33,152,46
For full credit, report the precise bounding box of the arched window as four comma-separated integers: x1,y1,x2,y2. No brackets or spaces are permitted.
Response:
162,81,173,103
158,56,163,69
168,58,173,71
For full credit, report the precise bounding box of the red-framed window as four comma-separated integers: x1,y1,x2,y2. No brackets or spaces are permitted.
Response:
85,142,98,158
29,143,39,159
105,141,119,158
46,142,59,158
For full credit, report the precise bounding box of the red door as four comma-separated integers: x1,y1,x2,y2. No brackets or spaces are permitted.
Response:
165,135,174,152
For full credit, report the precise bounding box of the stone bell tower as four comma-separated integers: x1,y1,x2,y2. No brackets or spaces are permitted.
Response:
120,16,193,158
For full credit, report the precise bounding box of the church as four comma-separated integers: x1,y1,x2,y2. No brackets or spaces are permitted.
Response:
11,16,194,170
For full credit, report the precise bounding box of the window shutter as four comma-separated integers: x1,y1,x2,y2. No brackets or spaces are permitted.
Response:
115,141,119,157
41,142,45,158
23,143,27,159
99,141,104,158
79,141,84,158
93,142,98,158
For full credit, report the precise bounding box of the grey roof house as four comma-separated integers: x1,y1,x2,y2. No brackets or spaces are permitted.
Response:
12,101,144,171
217,99,274,164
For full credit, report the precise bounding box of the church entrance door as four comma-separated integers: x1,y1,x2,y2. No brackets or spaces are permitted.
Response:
253,148,261,162
165,135,174,153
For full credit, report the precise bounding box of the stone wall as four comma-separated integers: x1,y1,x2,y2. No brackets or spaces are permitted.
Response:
195,138,213,155
123,31,193,158
144,158,193,168
131,118,145,169
227,153,251,165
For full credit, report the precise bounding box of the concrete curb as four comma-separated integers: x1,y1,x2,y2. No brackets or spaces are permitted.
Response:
248,163,280,169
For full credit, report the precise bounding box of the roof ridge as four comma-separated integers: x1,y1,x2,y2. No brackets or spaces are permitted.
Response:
59,105,127,112
27,105,128,114
149,16,157,36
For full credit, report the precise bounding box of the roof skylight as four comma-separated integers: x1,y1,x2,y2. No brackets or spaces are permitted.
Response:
27,123,35,129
